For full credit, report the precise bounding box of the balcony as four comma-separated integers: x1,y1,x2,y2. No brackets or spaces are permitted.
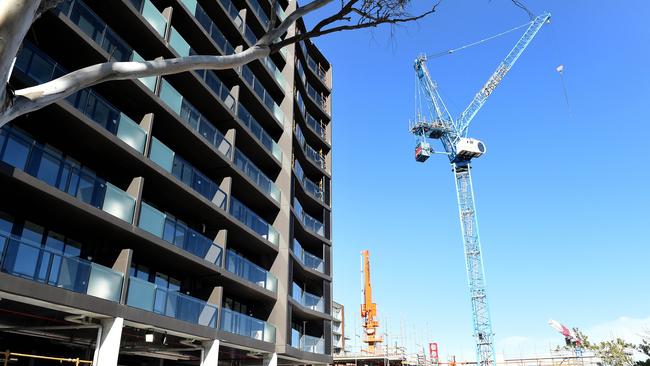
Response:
293,199,325,238
294,124,326,171
237,104,282,162
159,80,234,159
241,65,285,125
58,0,136,62
292,239,324,273
291,329,326,354
234,149,280,203
0,232,123,302
296,37,328,85
229,197,279,245
294,160,324,203
127,0,167,37
149,138,228,208
292,282,324,313
295,89,329,145
126,276,218,327
225,250,277,292
220,307,276,342
179,0,236,55
0,127,136,223
14,42,148,154
138,202,225,266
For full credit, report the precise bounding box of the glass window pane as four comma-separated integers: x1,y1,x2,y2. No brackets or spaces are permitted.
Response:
35,148,62,187
0,212,14,235
22,222,44,246
2,132,31,169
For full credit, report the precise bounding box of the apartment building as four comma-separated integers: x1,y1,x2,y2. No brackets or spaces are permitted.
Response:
0,0,333,365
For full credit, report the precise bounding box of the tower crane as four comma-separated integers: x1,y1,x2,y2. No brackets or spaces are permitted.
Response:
410,12,551,366
360,250,382,354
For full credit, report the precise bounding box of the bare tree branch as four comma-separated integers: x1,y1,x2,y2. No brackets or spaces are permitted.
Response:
0,0,441,126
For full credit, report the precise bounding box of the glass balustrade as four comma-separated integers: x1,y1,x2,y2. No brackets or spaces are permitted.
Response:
241,65,284,125
131,52,157,91
234,149,280,202
180,0,235,55
225,250,277,292
294,124,325,169
58,0,134,62
0,127,136,223
15,43,148,154
244,25,258,46
217,0,244,32
221,307,276,342
128,0,167,37
229,197,279,245
292,239,324,273
306,83,328,112
292,282,324,312
126,276,218,327
138,202,225,266
293,199,324,237
195,70,236,112
306,54,327,83
169,27,192,57
237,104,282,162
294,160,324,202
0,232,123,302
261,57,286,88
149,138,228,208
300,334,326,354
159,80,233,159
295,89,328,143
248,0,269,27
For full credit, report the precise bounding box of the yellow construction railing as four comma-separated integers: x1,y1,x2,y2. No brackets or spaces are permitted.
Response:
2,350,93,366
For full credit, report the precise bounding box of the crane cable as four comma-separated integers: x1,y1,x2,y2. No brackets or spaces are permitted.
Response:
427,20,534,59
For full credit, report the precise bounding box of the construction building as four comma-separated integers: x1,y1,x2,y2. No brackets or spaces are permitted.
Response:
0,0,333,365
332,301,346,355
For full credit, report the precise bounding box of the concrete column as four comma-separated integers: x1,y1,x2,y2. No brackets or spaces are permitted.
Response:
218,177,232,212
212,229,228,267
206,286,223,327
112,249,133,304
224,128,236,160
263,353,278,366
201,340,220,366
139,113,154,157
126,177,144,226
93,317,124,366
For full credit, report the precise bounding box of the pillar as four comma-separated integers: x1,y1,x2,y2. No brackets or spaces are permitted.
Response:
93,317,124,366
201,340,220,366
263,353,277,366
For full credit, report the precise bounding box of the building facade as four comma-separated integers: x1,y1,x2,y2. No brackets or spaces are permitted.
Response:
0,0,333,365
332,301,346,355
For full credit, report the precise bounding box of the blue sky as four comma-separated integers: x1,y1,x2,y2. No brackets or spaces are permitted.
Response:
303,0,650,361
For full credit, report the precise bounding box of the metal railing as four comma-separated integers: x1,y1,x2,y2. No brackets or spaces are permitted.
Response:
0,232,124,302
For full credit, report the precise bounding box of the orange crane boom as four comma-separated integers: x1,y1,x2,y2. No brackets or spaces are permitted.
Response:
361,250,382,354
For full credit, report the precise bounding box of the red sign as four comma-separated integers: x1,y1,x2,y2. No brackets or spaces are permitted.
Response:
429,343,439,361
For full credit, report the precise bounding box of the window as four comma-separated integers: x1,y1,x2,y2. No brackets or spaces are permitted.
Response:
34,146,63,187
1,130,31,169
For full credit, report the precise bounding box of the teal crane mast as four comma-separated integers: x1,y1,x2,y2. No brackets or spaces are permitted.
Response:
410,12,551,366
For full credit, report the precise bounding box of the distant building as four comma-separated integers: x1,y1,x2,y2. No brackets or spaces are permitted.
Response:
333,301,347,354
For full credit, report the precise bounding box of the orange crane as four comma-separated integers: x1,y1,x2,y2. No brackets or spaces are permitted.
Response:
360,250,382,354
